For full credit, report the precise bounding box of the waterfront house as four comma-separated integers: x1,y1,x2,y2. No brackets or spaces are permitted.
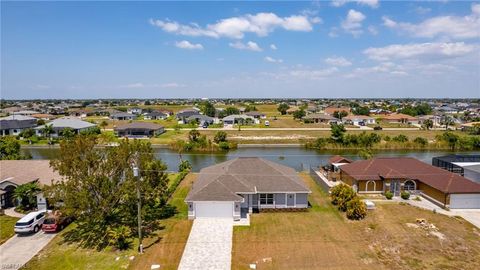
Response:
114,122,164,137
0,115,38,136
110,112,136,121
34,117,96,137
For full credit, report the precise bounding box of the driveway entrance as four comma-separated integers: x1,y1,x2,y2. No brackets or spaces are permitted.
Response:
178,218,233,270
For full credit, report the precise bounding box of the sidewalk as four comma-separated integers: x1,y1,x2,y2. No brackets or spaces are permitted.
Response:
3,208,25,218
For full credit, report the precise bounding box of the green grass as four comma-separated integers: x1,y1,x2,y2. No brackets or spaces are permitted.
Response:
22,174,196,270
0,215,19,244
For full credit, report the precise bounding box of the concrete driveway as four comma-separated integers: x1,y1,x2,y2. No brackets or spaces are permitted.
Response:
178,218,233,270
0,231,56,270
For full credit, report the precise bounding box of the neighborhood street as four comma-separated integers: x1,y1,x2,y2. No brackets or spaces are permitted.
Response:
0,232,56,270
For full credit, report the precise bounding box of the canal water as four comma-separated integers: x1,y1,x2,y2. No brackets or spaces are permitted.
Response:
21,146,480,172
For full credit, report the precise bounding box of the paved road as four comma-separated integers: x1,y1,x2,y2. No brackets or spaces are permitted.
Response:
164,127,421,131
178,218,233,270
0,232,56,270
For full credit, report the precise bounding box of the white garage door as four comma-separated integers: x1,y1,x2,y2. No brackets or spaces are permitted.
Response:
195,202,233,218
450,194,480,209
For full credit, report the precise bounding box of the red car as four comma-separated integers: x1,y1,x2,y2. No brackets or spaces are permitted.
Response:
42,212,72,233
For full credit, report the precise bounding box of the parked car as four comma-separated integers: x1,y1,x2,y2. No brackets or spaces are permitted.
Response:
42,211,73,233
14,210,46,234
265,120,270,126
373,126,383,130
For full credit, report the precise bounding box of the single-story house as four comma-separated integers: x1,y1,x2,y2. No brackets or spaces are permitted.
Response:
342,115,375,126
324,107,351,116
222,114,256,127
176,109,202,123
324,155,352,182
0,115,38,136
286,106,300,115
185,115,215,126
0,160,61,210
337,157,480,209
144,111,168,120
110,112,136,121
34,117,97,137
245,111,266,119
12,110,40,116
304,113,339,124
382,113,418,125
417,115,442,127
186,157,311,220
127,107,143,115
114,122,164,137
31,113,56,121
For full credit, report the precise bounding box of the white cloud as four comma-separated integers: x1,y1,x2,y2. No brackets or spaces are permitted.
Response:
331,0,379,8
367,25,378,35
160,82,185,88
175,40,203,50
382,3,480,39
270,44,277,50
341,9,366,37
325,56,352,67
414,6,431,15
289,67,339,80
229,41,263,52
121,82,185,88
364,42,476,61
264,56,283,63
150,12,320,39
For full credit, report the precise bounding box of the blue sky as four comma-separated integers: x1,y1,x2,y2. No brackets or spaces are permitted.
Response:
1,0,479,99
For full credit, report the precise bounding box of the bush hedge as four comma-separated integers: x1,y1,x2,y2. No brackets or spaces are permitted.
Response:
401,191,410,200
346,197,367,220
385,191,393,200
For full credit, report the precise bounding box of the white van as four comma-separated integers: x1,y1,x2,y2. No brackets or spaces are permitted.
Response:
264,120,270,126
14,210,46,234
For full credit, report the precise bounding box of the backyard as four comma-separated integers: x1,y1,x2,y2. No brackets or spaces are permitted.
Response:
232,173,480,269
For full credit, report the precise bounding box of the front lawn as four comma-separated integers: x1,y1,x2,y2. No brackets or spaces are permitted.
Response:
0,215,19,244
22,174,196,270
232,173,480,269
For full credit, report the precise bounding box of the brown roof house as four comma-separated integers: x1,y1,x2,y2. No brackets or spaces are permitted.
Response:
304,113,340,124
324,107,351,116
114,122,164,138
382,113,418,125
0,160,62,210
337,157,480,209
185,157,311,220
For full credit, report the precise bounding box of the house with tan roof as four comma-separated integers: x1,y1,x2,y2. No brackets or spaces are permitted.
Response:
342,115,375,126
337,157,480,209
186,157,311,220
0,160,62,209
382,113,418,124
324,107,351,116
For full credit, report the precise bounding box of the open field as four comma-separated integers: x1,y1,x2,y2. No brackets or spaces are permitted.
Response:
0,215,19,244
22,174,195,270
232,173,480,269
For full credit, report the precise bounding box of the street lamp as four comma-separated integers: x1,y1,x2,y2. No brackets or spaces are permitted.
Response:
132,163,143,254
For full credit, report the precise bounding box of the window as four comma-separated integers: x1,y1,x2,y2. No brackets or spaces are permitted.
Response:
259,194,274,205
404,180,416,191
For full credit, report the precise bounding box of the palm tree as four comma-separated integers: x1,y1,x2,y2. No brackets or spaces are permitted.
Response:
13,182,41,210
422,119,433,130
42,124,54,139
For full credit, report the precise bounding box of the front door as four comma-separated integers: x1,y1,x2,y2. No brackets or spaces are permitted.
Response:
391,180,400,196
287,194,295,207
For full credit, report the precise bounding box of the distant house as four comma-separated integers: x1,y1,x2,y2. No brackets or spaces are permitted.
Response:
31,114,56,121
176,109,201,123
34,117,96,137
114,122,165,138
186,115,214,126
342,115,375,126
158,109,173,117
0,115,38,136
186,157,311,220
337,157,480,209
437,106,458,114
110,112,136,121
304,113,339,124
417,115,442,127
382,113,418,125
0,160,62,210
245,111,266,119
12,110,39,116
127,108,143,115
144,111,168,120
222,114,256,127
324,107,351,116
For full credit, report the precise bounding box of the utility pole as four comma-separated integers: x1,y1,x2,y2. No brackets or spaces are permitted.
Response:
132,160,143,254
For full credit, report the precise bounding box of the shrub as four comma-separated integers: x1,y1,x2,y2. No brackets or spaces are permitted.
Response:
392,134,409,143
346,197,367,220
385,191,393,200
178,160,192,172
330,183,356,211
213,131,227,143
401,191,410,200
373,126,382,130
107,225,132,250
218,141,230,150
413,137,428,146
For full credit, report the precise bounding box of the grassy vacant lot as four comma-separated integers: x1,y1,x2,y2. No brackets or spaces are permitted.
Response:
128,174,195,270
23,173,195,270
0,215,19,244
232,173,480,270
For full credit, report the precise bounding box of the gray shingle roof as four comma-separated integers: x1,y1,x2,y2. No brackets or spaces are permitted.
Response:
114,122,164,131
186,157,311,202
34,117,96,130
